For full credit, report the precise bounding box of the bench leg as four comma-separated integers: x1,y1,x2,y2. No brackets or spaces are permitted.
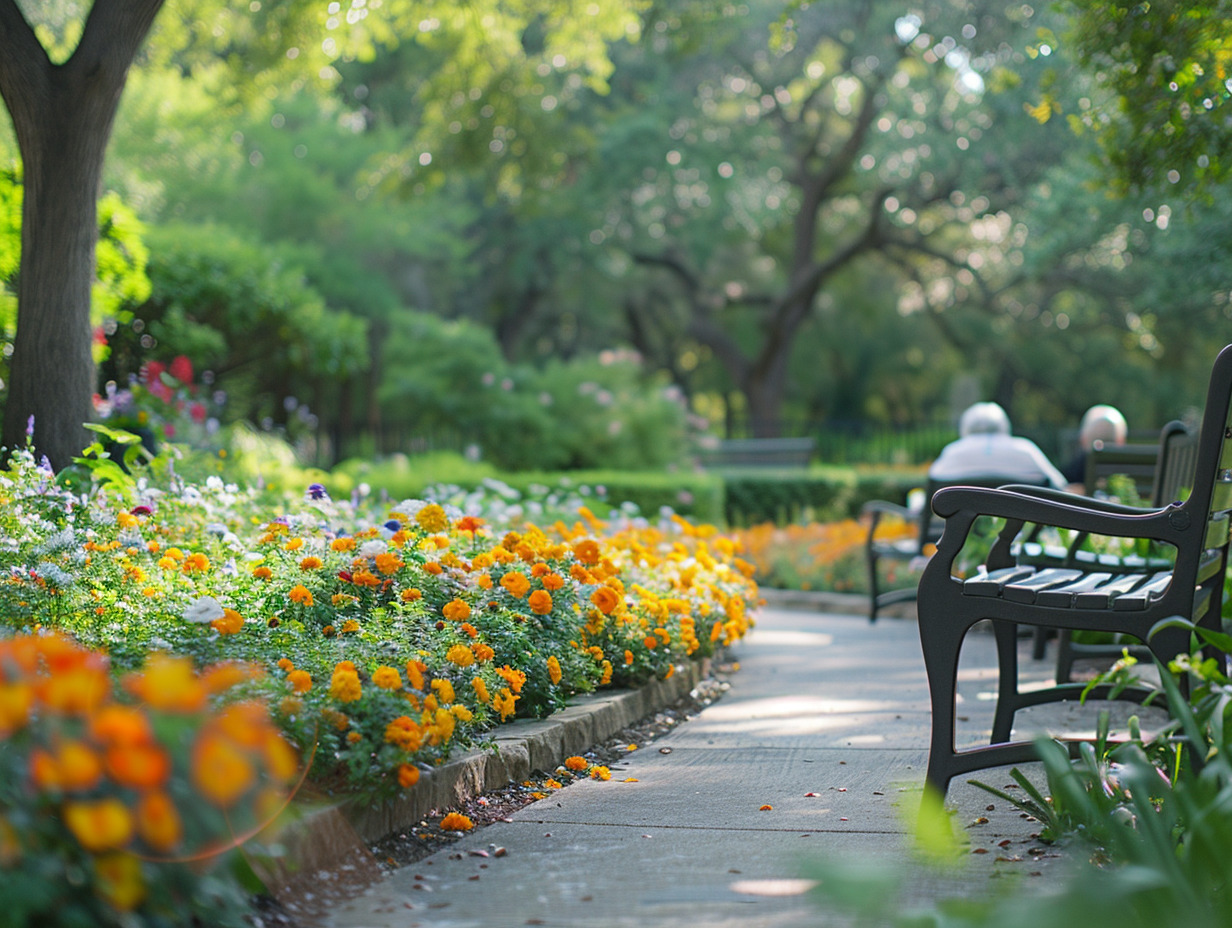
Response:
991,620,1021,744
919,615,975,797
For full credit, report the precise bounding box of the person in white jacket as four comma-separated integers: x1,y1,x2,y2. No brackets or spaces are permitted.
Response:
928,401,1068,490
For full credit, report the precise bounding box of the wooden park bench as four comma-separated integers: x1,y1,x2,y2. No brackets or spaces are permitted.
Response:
698,437,815,469
917,345,1232,797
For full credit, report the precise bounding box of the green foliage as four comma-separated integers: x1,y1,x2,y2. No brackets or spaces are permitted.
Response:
720,468,924,526
1064,0,1232,194
113,222,369,434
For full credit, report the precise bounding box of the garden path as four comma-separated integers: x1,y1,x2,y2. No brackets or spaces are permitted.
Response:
323,604,1147,928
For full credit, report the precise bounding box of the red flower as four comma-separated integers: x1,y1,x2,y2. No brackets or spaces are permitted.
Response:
169,355,193,384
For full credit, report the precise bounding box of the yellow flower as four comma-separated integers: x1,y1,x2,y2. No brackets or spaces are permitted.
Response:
446,644,475,667
493,687,519,721
181,552,210,573
93,852,146,911
431,679,455,704
63,798,134,852
451,704,473,722
589,765,611,781
284,537,304,552
495,665,526,693
372,666,403,690
471,677,490,705
405,660,426,691
192,732,256,808
331,537,357,552
546,655,562,686
416,503,449,533
329,667,363,703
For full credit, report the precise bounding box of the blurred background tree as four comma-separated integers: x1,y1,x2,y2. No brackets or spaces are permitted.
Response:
2,0,1230,471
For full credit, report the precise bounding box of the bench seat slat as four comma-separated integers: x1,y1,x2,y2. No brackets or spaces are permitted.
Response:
1034,571,1113,607
1111,571,1174,611
1001,568,1086,603
962,566,1037,597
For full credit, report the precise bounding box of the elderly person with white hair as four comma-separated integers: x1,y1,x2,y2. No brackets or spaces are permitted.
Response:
928,401,1068,490
1061,404,1128,487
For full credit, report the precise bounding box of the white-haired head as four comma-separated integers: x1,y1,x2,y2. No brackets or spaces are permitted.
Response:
1079,404,1127,449
959,402,1011,437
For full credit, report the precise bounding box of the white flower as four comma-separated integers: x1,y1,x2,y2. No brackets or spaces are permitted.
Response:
359,540,388,559
183,596,225,624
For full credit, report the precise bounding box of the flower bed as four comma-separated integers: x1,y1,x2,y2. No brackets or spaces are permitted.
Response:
0,445,758,924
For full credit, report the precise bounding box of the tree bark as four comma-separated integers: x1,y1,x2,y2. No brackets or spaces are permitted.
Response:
0,0,165,468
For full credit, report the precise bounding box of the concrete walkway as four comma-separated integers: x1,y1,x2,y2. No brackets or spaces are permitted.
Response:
325,606,1149,928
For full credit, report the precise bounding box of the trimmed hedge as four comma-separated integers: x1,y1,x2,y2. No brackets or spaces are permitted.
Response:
327,453,922,527
720,467,926,526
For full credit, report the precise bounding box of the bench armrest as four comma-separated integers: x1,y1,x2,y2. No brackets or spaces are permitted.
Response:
931,480,1182,547
994,483,1161,517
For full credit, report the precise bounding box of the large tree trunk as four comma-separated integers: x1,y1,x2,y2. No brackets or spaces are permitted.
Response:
0,0,164,469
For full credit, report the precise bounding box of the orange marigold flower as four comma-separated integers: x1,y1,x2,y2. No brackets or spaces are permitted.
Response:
401,587,423,602
192,731,256,808
135,791,181,852
446,644,475,667
759,804,773,811
416,504,449,533
287,669,312,693
600,660,613,686
124,654,206,714
331,537,357,552
542,572,565,591
572,539,601,566
472,642,495,662
277,657,294,672
570,564,593,583
590,765,611,781
528,589,553,615
289,585,314,606
493,687,518,721
284,538,304,552
89,705,152,746
347,731,362,744
106,743,171,790
442,599,472,622
546,655,562,686
181,552,210,573
563,756,588,772
405,660,426,691
384,716,424,752
500,572,530,598
374,552,404,576
63,797,134,852
643,636,658,650
398,763,421,789
459,622,479,639
455,515,484,533
157,556,178,571
495,665,526,694
590,586,621,615
423,561,444,576
341,619,361,633
439,811,473,832
252,565,273,581
299,555,324,571
352,569,380,587
624,650,634,665
372,666,403,690
211,607,245,635
471,677,490,705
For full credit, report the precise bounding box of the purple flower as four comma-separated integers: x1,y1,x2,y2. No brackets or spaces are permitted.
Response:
306,483,330,501
25,415,34,438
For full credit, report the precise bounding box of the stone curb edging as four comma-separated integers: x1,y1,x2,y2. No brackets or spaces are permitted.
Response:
343,658,706,842
261,660,710,900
